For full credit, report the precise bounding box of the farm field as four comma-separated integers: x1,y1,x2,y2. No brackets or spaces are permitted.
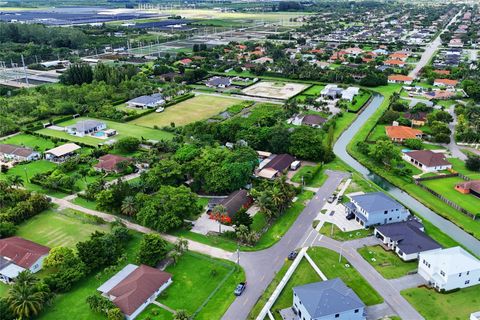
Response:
0,133,55,151
358,245,417,279
16,209,110,248
130,95,242,128
421,176,480,214
242,81,310,100
36,117,174,146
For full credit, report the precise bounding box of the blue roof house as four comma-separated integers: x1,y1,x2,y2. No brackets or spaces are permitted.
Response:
345,192,410,228
292,279,365,320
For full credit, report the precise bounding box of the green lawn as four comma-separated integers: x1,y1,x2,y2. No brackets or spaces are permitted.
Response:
449,158,480,180
308,247,383,306
1,133,55,151
71,197,99,211
130,95,243,128
301,84,325,96
319,223,373,241
333,112,357,141
0,282,8,298
158,252,244,320
402,285,480,320
37,117,174,146
422,177,480,214
348,91,372,112
271,260,321,318
357,245,417,279
368,124,387,142
16,209,109,248
137,304,173,320
116,103,151,115
290,165,327,187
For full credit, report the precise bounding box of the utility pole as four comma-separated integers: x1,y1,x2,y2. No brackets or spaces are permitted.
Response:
21,54,28,85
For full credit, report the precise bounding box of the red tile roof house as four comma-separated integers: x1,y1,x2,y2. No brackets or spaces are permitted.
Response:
455,180,480,198
384,59,406,68
94,154,133,173
433,78,458,88
0,237,50,283
387,75,414,85
385,125,422,142
177,58,192,66
402,150,452,172
98,264,172,320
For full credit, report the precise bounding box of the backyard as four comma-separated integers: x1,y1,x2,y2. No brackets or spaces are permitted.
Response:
319,223,372,242
357,245,418,279
0,133,55,151
130,95,243,128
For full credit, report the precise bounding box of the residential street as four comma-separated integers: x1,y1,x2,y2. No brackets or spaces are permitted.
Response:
444,105,467,160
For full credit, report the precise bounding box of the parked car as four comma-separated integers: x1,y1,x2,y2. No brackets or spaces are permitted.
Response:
234,282,247,296
156,107,165,113
327,194,337,203
337,195,343,202
288,250,298,260
346,213,355,220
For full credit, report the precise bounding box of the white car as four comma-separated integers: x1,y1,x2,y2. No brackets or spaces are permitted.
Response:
155,107,165,113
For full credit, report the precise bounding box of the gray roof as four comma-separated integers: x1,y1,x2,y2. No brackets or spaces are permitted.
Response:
351,192,405,212
128,93,164,105
68,120,104,132
294,279,364,317
376,220,442,254
207,76,231,87
97,263,138,294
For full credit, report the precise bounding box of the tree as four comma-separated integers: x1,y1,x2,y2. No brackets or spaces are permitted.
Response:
211,204,230,232
466,155,480,171
141,159,184,192
121,196,137,216
107,307,124,320
174,237,189,254
289,126,333,162
235,224,258,245
174,310,190,320
369,140,400,167
168,249,182,266
0,221,17,238
115,137,140,153
60,63,93,85
44,247,86,292
137,233,169,267
403,139,423,150
6,175,23,187
232,208,253,229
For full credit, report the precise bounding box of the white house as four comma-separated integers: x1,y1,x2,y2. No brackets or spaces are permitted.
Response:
66,120,106,137
293,279,365,320
0,144,40,162
97,264,172,320
388,75,414,85
342,87,360,102
0,237,50,283
402,150,452,173
418,247,480,291
127,93,165,109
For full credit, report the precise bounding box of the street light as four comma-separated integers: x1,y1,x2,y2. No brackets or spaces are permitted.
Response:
339,242,347,263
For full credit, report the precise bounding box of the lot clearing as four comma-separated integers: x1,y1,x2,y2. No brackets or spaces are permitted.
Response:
242,81,310,100
130,95,242,128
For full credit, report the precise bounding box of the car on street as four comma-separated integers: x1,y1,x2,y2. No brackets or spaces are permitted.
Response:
327,194,337,203
234,282,246,296
288,250,298,260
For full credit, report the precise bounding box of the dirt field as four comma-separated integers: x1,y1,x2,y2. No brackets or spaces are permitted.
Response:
129,95,241,127
241,81,310,100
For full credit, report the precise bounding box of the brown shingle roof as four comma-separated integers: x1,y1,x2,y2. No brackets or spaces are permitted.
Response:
0,144,36,158
108,265,171,316
219,189,251,217
0,237,50,269
266,154,295,171
302,114,327,126
404,150,451,167
94,154,132,171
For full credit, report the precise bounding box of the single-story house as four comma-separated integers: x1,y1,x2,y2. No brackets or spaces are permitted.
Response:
321,84,344,99
418,247,480,291
206,76,231,88
0,237,50,283
402,150,452,172
177,58,192,66
388,75,414,85
433,79,458,88
375,219,442,261
66,120,106,137
345,192,410,227
389,52,409,61
384,59,406,68
293,279,365,320
257,154,295,179
252,57,273,64
342,87,360,102
403,112,427,126
385,125,422,142
45,143,81,162
127,93,165,109
455,180,480,198
98,264,172,320
0,144,40,162
207,189,252,223
94,154,133,173
301,114,327,128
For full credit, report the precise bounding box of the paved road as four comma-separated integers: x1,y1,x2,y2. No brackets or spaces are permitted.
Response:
222,170,348,320
313,237,424,320
409,10,462,78
443,105,467,160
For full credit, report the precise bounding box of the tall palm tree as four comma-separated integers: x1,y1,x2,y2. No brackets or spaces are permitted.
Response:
7,284,45,319
121,196,137,216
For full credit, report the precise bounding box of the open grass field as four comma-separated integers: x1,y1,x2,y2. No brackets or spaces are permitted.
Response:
422,176,480,214
448,157,480,180
358,245,417,279
158,251,244,320
115,103,151,115
130,95,242,128
301,84,325,96
1,133,55,151
36,117,174,146
402,285,480,320
319,223,372,242
16,209,109,248
271,259,321,318
308,247,383,306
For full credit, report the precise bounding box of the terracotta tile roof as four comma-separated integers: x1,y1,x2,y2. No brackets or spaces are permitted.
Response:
456,180,480,194
404,150,451,167
389,53,409,60
0,237,50,269
388,75,413,82
433,70,450,75
385,126,422,139
108,265,171,316
384,59,405,65
94,154,132,171
434,78,458,86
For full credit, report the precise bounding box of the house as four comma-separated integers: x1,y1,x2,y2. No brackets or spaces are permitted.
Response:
257,154,295,179
342,87,360,102
402,150,452,172
384,59,406,68
455,180,480,198
403,112,427,126
385,125,422,142
345,192,410,227
388,75,414,85
97,264,172,320
292,279,365,320
252,56,273,64
207,189,252,222
127,93,165,109
0,237,50,283
389,52,409,61
206,76,231,88
177,58,192,66
0,144,40,162
45,143,81,162
418,247,480,291
321,84,344,99
301,114,327,128
66,120,106,137
433,79,458,88
374,219,442,261
448,38,463,48
94,154,132,173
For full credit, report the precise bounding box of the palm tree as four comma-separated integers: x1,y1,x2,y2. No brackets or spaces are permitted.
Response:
121,196,137,216
7,175,24,188
7,271,49,320
174,310,190,320
174,237,189,254
168,249,182,266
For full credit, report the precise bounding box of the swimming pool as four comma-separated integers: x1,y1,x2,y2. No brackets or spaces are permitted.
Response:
94,131,106,137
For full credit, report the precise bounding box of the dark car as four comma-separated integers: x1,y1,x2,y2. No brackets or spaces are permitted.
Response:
337,195,343,202
288,250,298,260
346,213,355,220
234,282,246,296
